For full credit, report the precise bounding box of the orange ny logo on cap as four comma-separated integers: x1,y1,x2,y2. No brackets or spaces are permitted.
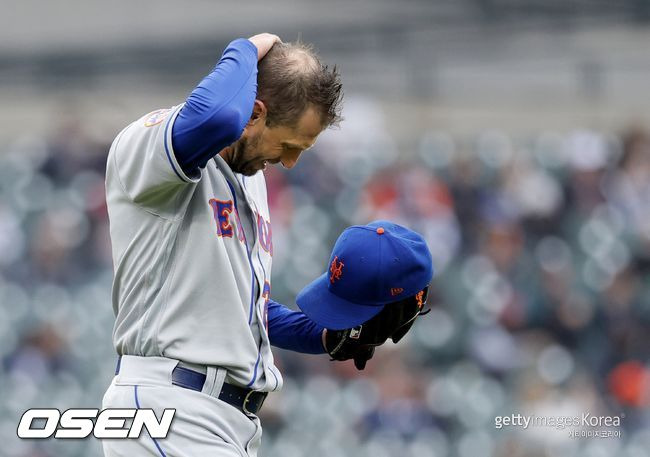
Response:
329,256,344,284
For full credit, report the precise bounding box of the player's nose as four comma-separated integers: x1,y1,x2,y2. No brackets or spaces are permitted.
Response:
280,150,302,169
281,158,297,169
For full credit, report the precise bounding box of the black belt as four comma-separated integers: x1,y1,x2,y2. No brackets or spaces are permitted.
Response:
115,358,267,415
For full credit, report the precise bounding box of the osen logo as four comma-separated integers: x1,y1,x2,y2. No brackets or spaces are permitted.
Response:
17,408,175,439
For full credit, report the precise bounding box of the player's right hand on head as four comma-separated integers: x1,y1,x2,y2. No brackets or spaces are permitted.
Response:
248,33,282,60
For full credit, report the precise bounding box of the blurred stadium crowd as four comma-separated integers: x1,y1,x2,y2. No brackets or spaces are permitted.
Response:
1,99,650,457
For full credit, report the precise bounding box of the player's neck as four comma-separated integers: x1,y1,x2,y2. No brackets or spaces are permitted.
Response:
218,146,233,163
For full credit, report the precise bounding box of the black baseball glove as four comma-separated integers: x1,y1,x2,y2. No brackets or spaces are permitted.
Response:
324,287,429,370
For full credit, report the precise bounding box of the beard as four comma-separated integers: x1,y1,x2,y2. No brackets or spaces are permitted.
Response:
226,135,265,176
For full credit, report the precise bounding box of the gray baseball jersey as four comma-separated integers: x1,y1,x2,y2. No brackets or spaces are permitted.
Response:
105,104,282,392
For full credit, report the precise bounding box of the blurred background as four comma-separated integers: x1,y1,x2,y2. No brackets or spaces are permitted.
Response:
2,1,650,456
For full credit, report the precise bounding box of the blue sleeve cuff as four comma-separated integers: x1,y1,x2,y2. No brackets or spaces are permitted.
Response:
267,300,326,354
233,38,259,62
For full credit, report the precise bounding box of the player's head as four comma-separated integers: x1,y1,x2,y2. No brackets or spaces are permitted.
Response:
256,41,343,129
226,41,343,176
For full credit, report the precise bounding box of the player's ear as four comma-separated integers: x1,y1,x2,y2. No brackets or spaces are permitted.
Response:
247,100,267,126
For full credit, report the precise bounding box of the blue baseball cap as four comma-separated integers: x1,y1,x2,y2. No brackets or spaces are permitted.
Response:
296,220,434,330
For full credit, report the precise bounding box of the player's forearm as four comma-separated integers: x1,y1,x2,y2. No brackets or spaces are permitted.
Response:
171,38,258,175
267,300,326,354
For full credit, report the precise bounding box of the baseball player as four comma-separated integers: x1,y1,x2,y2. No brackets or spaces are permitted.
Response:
102,31,431,457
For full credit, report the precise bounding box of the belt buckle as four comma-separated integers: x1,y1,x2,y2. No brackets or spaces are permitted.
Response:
242,390,266,415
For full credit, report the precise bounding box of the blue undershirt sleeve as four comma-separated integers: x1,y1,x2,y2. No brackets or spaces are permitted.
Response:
267,300,327,354
171,38,258,177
